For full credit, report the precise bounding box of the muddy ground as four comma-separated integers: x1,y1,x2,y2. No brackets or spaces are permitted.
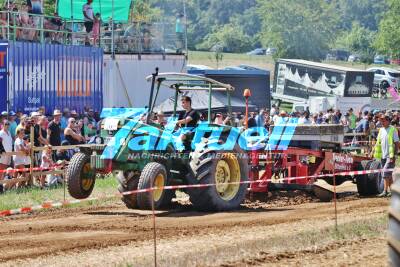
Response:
0,182,390,267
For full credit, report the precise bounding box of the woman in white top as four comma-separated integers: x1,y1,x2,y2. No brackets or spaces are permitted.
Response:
14,128,31,167
13,128,31,188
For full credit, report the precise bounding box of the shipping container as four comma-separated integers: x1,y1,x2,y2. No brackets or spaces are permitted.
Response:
1,41,103,114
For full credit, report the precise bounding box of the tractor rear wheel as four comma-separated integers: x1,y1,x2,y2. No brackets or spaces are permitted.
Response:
66,152,96,199
389,179,400,266
136,162,174,210
356,160,384,196
187,145,248,211
117,171,140,209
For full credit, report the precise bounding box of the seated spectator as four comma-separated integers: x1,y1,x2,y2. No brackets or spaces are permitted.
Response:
56,140,73,162
45,12,64,43
40,145,53,187
83,116,96,141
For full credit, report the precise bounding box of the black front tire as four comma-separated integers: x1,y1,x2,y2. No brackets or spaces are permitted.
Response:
66,152,96,199
136,162,175,210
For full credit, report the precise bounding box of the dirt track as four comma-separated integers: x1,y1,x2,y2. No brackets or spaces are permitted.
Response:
0,187,390,267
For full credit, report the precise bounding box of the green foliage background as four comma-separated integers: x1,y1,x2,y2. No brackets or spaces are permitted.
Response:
1,0,399,61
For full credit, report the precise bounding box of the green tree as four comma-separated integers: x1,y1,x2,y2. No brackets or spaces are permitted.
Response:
197,23,252,53
375,0,400,58
336,22,376,63
258,0,339,60
335,0,387,31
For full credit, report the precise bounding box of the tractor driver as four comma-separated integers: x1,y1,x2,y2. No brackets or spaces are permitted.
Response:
176,96,199,145
176,96,199,128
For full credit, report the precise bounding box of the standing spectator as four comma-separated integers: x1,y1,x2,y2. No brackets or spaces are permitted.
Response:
30,0,43,40
255,109,266,127
332,109,341,124
341,113,350,133
60,108,70,140
19,3,33,41
298,111,311,125
0,120,13,183
88,108,97,125
83,0,94,46
70,110,78,119
9,111,17,139
356,111,370,134
38,116,49,146
373,115,399,197
214,113,224,124
13,129,31,187
47,109,62,147
92,12,101,46
64,118,85,145
16,115,27,135
348,108,357,131
175,13,184,53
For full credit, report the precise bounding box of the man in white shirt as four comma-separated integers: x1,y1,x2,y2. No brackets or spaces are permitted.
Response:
0,120,13,187
83,0,94,45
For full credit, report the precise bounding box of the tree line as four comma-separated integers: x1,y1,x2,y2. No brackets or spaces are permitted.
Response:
7,0,400,62
144,0,400,63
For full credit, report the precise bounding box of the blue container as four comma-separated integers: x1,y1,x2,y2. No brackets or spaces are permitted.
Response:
1,41,103,114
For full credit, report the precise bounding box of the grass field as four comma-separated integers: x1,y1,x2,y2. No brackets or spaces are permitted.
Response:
0,176,119,211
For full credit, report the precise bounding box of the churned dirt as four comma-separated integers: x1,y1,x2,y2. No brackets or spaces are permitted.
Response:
0,183,390,267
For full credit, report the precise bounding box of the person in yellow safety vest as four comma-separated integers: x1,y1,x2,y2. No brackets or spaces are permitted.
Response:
373,115,399,197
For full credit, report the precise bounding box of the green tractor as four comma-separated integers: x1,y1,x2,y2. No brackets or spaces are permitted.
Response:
65,70,249,211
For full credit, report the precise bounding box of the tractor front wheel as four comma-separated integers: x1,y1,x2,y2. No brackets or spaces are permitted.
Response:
66,152,96,199
136,162,175,210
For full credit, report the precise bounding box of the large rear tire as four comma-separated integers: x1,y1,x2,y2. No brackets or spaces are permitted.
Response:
117,171,140,209
187,145,249,211
66,152,96,199
389,178,400,266
356,160,384,196
136,162,175,210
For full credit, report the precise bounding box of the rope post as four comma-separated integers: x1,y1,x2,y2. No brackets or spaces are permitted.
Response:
29,126,34,185
333,171,338,231
150,188,157,267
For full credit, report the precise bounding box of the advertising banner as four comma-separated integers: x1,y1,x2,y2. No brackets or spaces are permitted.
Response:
0,43,7,111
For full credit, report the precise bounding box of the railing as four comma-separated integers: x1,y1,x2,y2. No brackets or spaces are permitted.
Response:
0,10,186,55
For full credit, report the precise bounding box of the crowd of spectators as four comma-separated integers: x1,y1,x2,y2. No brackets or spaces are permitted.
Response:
0,0,65,43
0,106,100,193
0,0,183,53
